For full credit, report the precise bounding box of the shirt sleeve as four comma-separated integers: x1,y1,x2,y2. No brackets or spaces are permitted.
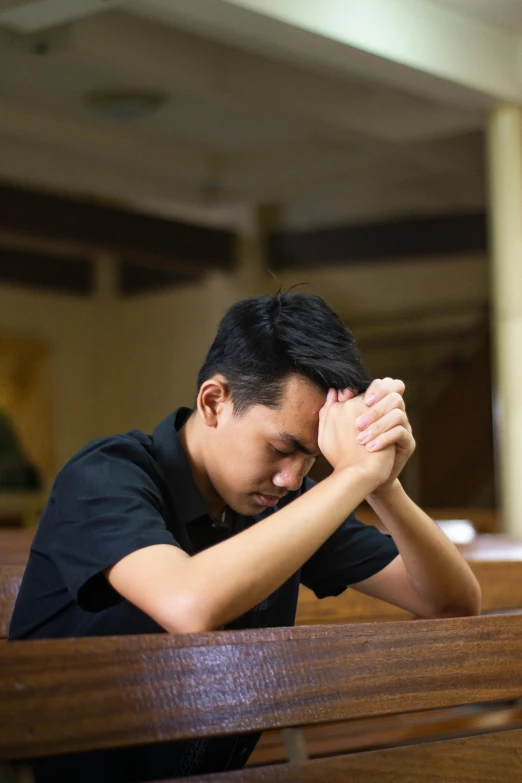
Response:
47,437,181,612
299,477,399,598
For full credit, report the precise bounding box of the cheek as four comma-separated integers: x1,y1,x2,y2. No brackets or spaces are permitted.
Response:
226,448,275,488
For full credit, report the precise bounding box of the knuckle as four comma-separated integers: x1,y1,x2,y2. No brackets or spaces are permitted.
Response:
387,392,404,410
393,408,405,425
368,405,380,423
388,424,400,439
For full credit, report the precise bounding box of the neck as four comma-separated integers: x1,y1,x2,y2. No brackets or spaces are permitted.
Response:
178,412,226,518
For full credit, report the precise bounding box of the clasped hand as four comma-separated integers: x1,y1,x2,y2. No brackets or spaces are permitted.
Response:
318,378,415,494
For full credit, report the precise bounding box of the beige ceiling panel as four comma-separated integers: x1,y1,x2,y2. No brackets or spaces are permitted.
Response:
0,0,127,33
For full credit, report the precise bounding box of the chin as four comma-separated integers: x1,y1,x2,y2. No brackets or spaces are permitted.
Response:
235,497,262,515
222,496,250,515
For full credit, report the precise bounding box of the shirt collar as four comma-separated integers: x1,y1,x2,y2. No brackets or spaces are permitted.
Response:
152,407,209,527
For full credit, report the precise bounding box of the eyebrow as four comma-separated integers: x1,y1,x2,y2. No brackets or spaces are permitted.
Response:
278,432,319,457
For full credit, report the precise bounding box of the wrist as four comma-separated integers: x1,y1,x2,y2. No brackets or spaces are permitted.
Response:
366,478,404,507
333,464,383,500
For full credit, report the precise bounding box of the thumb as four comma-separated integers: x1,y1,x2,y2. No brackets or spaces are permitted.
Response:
338,388,355,402
319,388,337,419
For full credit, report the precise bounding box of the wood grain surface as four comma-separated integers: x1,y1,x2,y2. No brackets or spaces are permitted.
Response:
296,558,522,625
248,702,522,765
175,728,522,782
0,530,33,566
0,566,22,639
1,615,522,761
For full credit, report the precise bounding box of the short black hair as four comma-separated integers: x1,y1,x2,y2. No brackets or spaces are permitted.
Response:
197,292,370,415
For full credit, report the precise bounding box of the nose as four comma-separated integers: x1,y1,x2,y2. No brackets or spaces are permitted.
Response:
272,468,304,493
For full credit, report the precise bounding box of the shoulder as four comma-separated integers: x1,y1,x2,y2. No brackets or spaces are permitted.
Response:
62,429,153,472
53,430,160,500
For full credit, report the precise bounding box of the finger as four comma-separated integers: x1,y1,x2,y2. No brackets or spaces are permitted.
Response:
366,425,414,452
338,387,355,402
356,392,406,431
364,378,406,407
319,388,338,418
357,408,407,444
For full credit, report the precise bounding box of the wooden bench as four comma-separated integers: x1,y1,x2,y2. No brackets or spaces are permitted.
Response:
0,567,21,641
0,507,499,570
297,535,522,625
1,616,522,782
247,534,522,768
355,505,499,535
2,537,522,639
0,529,34,566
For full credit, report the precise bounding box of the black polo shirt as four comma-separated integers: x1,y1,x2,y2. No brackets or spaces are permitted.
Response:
10,407,398,782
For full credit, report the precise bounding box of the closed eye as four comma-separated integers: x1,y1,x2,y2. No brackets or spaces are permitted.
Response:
272,446,293,457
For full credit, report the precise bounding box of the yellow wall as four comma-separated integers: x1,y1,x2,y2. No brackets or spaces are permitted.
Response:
0,249,489,480
109,281,215,434
0,283,99,473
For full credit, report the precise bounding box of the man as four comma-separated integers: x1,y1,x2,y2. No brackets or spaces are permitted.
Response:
10,292,480,782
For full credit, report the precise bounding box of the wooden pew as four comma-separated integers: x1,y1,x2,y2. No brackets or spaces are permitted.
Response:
0,567,21,640
296,558,522,624
2,536,522,639
1,616,522,782
0,507,499,570
0,529,33,566
296,535,522,625
258,534,522,768
0,529,32,641
355,505,498,535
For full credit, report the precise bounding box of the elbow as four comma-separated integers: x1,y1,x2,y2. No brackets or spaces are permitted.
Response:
456,575,482,617
160,593,215,635
464,587,482,617
428,580,482,619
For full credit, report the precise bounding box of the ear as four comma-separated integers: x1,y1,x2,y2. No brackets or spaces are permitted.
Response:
197,375,232,427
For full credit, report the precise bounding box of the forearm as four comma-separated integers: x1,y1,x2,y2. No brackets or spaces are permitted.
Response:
367,481,481,616
184,467,376,631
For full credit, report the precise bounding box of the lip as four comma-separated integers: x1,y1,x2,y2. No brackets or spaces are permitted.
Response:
255,493,284,507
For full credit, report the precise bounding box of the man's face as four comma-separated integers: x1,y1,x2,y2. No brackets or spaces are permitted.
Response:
207,374,326,516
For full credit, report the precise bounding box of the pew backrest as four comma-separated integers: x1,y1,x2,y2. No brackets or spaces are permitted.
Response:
1,615,522,763
296,557,522,624
0,529,33,566
2,555,522,639
0,566,22,639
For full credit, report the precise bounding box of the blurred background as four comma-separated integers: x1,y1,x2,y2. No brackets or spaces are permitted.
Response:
1,0,521,535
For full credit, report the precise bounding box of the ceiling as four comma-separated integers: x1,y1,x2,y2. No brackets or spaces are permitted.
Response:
431,0,522,31
0,0,518,228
